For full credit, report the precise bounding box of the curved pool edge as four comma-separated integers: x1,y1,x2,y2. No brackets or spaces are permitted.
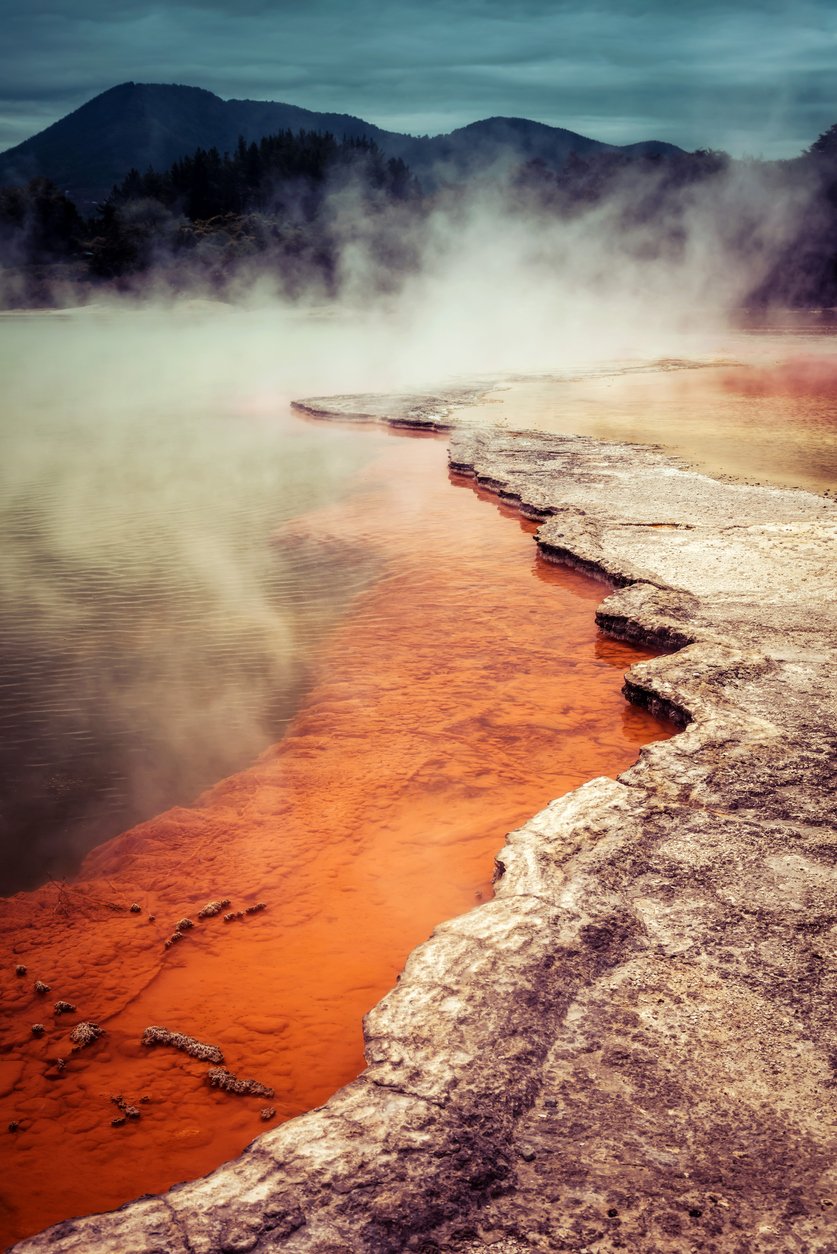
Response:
13,391,836,1254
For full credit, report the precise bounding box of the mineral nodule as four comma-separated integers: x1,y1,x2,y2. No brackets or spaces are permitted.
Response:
141,1026,224,1064
69,1022,103,1050
197,899,231,919
206,1068,275,1099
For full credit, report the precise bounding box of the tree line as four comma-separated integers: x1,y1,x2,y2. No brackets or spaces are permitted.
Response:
112,130,417,219
0,128,422,301
2,124,837,306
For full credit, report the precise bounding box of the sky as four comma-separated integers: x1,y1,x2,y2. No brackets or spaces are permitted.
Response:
1,0,835,156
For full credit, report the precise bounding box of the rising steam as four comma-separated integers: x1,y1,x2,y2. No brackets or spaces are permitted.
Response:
1,137,835,891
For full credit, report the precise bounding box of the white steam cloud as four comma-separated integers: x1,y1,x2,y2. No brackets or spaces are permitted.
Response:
0,146,832,891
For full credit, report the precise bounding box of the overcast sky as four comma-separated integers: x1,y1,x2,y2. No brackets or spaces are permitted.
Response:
1,0,835,156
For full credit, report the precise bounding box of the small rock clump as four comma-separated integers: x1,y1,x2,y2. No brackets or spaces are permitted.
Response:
110,1095,142,1120
175,918,194,932
129,903,142,914
15,964,27,977
31,1024,45,1038
198,899,231,919
53,1001,76,1016
8,1121,19,1133
70,1021,103,1050
141,1026,224,1064
163,932,184,949
223,911,244,923
206,1067,274,1099
259,1106,276,1121
34,980,50,995
245,902,267,916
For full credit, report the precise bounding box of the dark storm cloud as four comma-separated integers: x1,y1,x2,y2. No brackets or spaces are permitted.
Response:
2,0,836,155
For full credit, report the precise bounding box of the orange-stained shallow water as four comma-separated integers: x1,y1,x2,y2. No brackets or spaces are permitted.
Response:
0,429,673,1245
463,348,837,494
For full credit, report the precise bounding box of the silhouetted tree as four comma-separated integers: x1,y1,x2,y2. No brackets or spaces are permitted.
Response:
808,124,837,158
0,178,83,262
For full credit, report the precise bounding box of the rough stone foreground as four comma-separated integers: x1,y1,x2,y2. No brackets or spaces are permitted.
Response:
15,399,836,1254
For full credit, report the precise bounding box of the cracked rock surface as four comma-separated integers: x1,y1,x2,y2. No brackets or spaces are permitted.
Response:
15,394,836,1253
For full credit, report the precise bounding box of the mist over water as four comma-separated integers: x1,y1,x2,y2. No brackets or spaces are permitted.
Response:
1,268,833,895
0,310,398,892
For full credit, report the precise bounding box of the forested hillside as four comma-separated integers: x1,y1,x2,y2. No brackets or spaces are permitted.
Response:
2,117,837,310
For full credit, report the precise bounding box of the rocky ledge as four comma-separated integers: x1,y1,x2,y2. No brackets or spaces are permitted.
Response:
15,395,836,1253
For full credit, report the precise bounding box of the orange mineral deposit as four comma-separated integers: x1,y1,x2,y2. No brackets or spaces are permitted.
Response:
0,428,673,1246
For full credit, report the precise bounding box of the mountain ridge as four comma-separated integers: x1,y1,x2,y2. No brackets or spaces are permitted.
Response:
0,81,683,204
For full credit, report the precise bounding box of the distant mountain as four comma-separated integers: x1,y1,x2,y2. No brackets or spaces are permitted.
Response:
0,82,683,206
414,116,613,180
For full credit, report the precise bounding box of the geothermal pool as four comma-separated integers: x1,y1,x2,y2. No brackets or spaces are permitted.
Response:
1,309,833,1246
0,313,676,1245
